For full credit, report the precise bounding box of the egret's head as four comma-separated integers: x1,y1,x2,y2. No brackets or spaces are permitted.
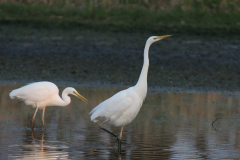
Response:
66,87,88,103
147,35,172,44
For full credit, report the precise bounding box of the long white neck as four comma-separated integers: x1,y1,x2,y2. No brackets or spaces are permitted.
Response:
55,88,71,106
134,41,151,95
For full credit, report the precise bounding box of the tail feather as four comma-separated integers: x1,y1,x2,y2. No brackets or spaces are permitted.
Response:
90,105,103,122
9,89,19,99
92,118,99,122
90,110,99,122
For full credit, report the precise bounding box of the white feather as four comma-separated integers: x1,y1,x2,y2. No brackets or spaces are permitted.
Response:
9,81,87,127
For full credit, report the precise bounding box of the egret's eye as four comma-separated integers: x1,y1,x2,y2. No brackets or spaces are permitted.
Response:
154,37,161,40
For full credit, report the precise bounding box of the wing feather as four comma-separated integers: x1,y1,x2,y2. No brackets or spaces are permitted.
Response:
9,82,58,104
107,97,132,122
90,88,133,122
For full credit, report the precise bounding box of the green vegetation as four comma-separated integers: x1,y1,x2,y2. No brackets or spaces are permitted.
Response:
0,0,240,35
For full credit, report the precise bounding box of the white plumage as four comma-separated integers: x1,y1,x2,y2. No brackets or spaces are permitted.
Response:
89,35,172,143
10,82,58,108
90,87,145,126
10,81,87,128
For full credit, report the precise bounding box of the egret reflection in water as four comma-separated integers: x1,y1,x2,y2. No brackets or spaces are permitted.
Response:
0,84,240,159
7,130,70,159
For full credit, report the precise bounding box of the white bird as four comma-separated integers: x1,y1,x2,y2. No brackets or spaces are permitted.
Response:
9,81,88,128
89,35,172,148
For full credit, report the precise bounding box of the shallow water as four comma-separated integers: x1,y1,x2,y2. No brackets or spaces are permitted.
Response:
0,83,240,159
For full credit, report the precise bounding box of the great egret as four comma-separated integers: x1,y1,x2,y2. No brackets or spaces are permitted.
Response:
89,35,172,150
9,81,88,128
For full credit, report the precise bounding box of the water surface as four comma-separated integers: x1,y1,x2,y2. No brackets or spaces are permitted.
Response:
0,83,240,159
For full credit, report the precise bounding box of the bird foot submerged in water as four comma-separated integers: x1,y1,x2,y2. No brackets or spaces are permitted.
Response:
115,138,122,154
115,137,121,144
99,125,122,153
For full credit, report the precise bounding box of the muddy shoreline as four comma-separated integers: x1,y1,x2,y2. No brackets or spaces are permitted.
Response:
0,25,240,91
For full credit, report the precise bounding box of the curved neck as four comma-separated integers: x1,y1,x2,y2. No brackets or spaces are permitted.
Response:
134,41,151,91
56,88,71,106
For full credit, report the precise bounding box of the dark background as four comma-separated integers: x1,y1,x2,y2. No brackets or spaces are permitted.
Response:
0,0,240,90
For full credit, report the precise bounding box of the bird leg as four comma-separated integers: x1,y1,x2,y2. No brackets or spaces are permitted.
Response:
99,119,122,154
114,126,124,143
119,126,124,140
32,107,39,129
42,107,46,128
117,126,124,154
99,119,120,142
31,129,36,142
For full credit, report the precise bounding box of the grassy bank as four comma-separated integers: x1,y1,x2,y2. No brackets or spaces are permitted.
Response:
0,1,240,36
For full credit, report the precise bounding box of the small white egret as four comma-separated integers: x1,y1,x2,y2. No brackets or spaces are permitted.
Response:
89,35,172,149
9,81,88,128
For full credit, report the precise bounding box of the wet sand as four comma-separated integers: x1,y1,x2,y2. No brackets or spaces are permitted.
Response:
0,25,240,91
